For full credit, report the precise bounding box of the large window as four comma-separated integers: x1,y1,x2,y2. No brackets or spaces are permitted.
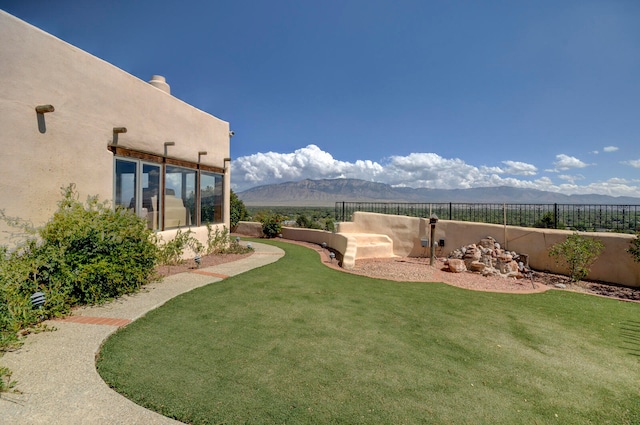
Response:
114,159,161,230
200,172,224,224
113,150,224,231
165,165,196,228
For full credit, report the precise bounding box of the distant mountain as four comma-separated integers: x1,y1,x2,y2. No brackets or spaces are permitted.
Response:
237,178,640,206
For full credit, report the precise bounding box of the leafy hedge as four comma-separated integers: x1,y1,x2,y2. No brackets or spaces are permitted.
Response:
1,185,158,350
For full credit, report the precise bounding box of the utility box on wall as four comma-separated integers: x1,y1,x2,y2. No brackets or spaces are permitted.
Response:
421,238,429,247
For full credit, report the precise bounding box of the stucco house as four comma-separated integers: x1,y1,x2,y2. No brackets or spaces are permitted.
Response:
0,10,232,246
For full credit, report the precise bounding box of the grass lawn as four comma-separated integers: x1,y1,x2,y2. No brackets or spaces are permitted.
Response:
97,240,640,425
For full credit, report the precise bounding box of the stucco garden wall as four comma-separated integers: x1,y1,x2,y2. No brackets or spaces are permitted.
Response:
340,212,640,288
0,11,230,245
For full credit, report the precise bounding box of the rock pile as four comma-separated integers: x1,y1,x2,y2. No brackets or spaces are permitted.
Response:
445,236,530,279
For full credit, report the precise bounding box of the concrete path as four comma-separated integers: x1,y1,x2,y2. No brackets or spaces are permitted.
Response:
0,242,284,425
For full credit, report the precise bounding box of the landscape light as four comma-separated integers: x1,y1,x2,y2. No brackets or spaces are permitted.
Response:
31,292,46,309
194,255,201,268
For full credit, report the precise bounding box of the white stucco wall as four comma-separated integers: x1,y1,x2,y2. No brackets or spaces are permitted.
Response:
0,11,231,244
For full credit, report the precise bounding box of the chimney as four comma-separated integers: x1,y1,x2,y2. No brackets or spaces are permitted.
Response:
148,75,170,94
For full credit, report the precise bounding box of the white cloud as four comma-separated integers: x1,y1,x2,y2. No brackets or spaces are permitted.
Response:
622,159,640,168
231,145,640,197
558,174,585,184
603,146,619,152
500,160,538,176
548,154,589,172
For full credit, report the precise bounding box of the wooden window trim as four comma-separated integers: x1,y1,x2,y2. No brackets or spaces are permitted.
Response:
108,145,225,173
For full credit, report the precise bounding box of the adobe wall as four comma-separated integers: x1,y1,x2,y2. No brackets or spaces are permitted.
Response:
0,11,230,244
341,212,640,288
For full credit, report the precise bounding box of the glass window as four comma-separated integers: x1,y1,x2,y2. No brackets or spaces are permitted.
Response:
114,159,161,230
165,165,196,229
114,159,136,211
113,152,226,231
142,163,161,230
200,172,224,224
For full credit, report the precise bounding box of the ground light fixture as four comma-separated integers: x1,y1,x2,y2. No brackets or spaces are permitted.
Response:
31,292,45,309
194,255,201,268
329,251,336,262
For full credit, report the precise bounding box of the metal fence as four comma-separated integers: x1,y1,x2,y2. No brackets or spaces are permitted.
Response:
334,202,640,233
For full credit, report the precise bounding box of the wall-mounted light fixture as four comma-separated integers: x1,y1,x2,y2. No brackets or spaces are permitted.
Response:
198,151,208,163
35,104,55,114
164,141,175,156
229,131,235,138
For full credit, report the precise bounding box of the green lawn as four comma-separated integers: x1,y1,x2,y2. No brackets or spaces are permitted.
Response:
97,240,640,425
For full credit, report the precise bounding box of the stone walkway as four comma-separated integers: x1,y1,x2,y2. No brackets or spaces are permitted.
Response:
0,242,284,425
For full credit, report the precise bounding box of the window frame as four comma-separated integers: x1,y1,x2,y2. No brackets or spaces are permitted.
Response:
109,145,225,231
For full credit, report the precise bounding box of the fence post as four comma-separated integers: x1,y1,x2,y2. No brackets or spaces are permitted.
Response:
554,203,558,229
449,202,452,220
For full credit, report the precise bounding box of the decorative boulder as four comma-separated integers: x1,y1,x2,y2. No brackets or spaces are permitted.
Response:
447,259,467,273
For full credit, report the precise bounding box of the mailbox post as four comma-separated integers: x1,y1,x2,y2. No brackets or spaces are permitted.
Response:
429,214,438,266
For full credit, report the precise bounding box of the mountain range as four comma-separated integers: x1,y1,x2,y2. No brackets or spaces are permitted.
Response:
236,179,640,206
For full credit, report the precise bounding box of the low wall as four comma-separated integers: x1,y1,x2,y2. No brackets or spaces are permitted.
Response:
281,227,353,267
341,212,640,288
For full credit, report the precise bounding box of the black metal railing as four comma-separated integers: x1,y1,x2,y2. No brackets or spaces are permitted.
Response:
334,202,640,233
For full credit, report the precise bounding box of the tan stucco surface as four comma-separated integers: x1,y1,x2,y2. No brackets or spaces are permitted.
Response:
281,212,640,287
0,11,231,244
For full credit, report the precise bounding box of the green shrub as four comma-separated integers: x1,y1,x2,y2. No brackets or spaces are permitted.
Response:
1,184,158,349
156,228,202,266
230,190,249,230
256,212,283,238
549,232,605,282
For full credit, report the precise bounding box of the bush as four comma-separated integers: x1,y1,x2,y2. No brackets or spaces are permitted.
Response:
156,228,202,266
1,184,158,350
549,232,604,282
256,212,283,238
230,190,249,230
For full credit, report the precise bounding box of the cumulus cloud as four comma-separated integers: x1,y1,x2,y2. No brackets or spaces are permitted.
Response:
231,145,640,197
500,160,538,176
603,146,619,152
622,159,640,168
546,154,589,172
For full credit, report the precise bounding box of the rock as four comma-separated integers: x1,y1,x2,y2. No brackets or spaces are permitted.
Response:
555,283,567,289
468,261,486,272
447,259,467,273
479,238,495,249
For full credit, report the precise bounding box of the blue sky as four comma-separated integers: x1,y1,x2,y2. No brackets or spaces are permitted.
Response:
3,0,639,197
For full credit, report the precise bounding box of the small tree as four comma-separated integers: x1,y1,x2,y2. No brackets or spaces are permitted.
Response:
549,232,604,282
628,233,640,263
